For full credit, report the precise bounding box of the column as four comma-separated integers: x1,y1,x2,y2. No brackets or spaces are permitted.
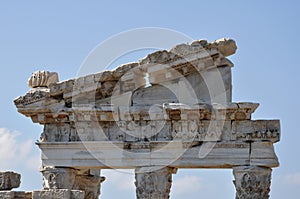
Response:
233,166,272,199
135,166,177,199
41,167,77,190
73,169,106,199
40,167,105,199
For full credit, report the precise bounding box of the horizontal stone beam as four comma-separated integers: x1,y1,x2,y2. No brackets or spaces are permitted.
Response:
37,141,278,169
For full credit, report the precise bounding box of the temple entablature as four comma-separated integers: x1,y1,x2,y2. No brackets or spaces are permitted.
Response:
12,38,280,199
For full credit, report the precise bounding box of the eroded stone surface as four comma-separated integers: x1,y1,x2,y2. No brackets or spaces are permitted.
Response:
41,167,105,199
0,191,26,199
14,38,237,108
0,171,21,191
28,71,59,88
41,167,77,190
73,175,105,199
135,167,177,199
32,189,84,199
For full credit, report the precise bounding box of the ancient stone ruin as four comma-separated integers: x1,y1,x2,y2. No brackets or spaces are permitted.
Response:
10,38,280,198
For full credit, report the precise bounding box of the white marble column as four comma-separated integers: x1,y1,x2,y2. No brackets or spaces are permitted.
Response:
233,166,272,199
135,167,177,199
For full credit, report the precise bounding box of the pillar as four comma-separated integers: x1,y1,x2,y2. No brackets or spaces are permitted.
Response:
41,167,105,199
135,166,177,199
41,167,77,190
233,166,272,199
73,170,105,199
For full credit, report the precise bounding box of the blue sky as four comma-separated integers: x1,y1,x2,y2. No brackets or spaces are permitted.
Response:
0,1,299,198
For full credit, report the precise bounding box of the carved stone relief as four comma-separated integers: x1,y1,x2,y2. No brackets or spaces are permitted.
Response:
73,175,105,199
40,167,106,199
233,166,272,199
14,89,49,106
41,167,77,190
41,123,75,142
135,167,177,199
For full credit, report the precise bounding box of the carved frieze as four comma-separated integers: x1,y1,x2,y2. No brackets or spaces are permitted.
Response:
38,116,280,144
232,120,280,143
41,123,79,142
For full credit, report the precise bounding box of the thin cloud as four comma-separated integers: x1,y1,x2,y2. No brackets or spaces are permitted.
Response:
0,127,41,171
172,175,202,196
281,172,300,185
102,169,135,191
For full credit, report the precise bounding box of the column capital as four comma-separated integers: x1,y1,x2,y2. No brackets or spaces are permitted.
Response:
233,166,272,199
135,166,177,199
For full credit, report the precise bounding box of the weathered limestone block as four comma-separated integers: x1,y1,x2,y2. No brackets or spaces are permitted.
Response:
135,167,177,199
76,121,110,141
186,66,232,104
0,171,21,191
49,62,140,101
28,70,59,88
233,166,272,199
41,123,74,142
140,38,236,70
0,191,26,199
14,88,50,107
250,142,279,167
25,192,32,199
205,38,237,57
119,67,146,93
143,65,232,105
132,83,178,105
32,189,84,199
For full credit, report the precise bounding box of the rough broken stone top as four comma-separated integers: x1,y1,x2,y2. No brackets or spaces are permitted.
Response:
15,38,236,107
